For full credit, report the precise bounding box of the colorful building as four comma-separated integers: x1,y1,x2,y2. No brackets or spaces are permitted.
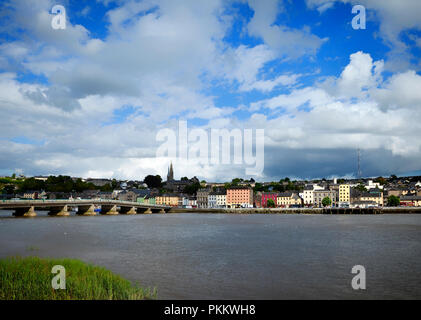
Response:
261,192,278,207
359,192,383,207
277,192,302,208
155,194,179,207
339,184,350,207
226,187,253,208
400,196,421,207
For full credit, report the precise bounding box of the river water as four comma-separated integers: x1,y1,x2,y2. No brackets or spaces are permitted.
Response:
1,211,420,299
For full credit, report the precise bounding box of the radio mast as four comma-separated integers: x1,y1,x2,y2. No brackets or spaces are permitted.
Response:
357,148,362,179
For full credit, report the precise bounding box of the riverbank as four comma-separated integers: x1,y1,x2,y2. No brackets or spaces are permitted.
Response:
169,207,421,214
0,257,156,300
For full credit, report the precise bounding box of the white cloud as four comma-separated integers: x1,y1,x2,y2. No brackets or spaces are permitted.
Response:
247,0,328,58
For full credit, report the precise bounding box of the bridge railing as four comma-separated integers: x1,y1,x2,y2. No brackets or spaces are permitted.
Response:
0,199,170,208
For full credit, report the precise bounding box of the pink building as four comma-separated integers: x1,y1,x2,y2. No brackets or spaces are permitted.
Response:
261,192,278,208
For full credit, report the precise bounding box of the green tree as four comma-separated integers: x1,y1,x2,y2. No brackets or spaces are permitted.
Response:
374,176,386,185
18,178,45,192
183,182,201,195
2,184,15,195
100,183,113,192
387,195,400,207
322,197,332,207
267,199,276,208
231,178,243,186
354,184,367,193
144,175,162,188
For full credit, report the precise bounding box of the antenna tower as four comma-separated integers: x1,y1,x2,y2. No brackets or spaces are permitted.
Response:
357,148,362,178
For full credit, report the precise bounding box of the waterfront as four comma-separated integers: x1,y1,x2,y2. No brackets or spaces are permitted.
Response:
1,212,421,299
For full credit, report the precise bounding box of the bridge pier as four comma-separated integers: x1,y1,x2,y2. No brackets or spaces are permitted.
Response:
13,206,36,217
120,206,137,215
77,205,96,216
48,205,70,216
138,208,152,214
101,205,118,215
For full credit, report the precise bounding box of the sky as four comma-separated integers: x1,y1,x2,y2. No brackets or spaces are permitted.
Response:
0,0,421,182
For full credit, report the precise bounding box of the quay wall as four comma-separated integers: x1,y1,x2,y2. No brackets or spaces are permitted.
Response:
169,207,421,214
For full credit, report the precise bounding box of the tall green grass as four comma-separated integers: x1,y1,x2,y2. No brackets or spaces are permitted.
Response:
0,256,157,300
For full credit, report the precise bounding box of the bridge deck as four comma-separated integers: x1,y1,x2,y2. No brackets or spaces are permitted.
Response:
0,199,170,210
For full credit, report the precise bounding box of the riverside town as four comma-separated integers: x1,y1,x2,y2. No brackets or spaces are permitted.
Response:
1,164,421,215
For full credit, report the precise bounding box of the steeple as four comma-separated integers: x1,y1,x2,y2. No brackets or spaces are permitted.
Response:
167,162,174,181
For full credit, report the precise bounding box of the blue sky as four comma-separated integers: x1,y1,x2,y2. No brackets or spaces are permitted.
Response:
0,0,421,181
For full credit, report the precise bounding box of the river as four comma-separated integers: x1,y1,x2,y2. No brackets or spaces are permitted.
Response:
1,211,420,299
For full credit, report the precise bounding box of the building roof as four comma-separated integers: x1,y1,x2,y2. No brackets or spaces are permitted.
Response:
227,186,252,190
361,192,381,198
400,196,421,201
278,192,293,197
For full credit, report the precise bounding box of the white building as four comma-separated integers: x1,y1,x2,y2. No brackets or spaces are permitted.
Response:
216,193,226,208
208,193,218,208
208,192,226,208
302,184,324,206
365,180,384,190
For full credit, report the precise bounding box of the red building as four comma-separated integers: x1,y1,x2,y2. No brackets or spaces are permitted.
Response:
261,192,278,208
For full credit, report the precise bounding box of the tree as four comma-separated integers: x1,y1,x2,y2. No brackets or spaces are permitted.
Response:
374,176,386,185
267,199,276,208
387,195,400,207
354,184,367,193
144,175,162,188
184,182,201,195
231,178,242,185
100,183,113,192
322,197,332,207
2,184,15,195
181,177,189,181
390,174,398,180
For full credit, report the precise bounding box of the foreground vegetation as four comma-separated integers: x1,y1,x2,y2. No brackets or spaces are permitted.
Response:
0,257,156,300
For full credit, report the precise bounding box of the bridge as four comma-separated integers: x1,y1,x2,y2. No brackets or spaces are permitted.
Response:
0,199,172,217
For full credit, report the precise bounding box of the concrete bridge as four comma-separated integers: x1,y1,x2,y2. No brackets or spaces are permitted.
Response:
0,199,171,217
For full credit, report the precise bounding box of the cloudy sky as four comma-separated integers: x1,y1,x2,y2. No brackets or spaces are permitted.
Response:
0,0,421,181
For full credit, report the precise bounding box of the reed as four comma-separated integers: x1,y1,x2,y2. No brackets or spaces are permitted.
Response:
0,256,157,300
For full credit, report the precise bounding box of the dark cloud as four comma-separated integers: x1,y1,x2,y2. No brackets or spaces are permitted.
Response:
262,147,421,180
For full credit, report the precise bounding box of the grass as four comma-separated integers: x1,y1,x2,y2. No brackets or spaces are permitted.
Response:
0,256,157,300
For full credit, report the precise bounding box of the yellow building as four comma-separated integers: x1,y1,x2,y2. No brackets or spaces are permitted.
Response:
277,192,302,208
339,184,350,205
155,194,179,207
360,192,383,207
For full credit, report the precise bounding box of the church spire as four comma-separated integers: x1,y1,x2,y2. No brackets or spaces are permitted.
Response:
167,162,174,181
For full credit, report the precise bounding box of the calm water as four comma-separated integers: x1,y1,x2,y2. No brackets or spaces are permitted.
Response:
1,211,421,299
